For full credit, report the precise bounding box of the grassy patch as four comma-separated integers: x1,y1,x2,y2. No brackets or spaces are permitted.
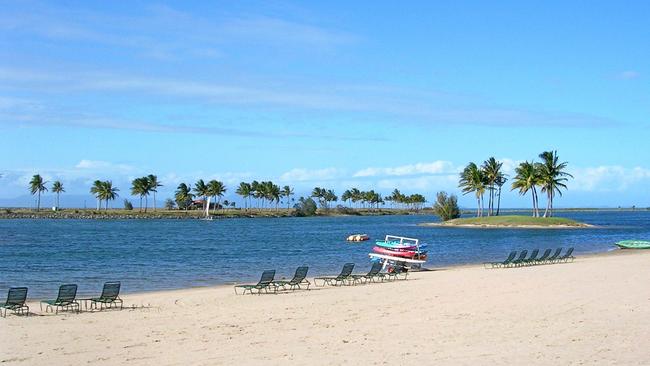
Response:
442,215,585,227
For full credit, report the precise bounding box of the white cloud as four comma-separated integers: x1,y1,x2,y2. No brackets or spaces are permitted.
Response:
376,175,458,193
279,168,341,182
570,166,650,192
75,159,134,171
617,70,640,80
353,160,457,177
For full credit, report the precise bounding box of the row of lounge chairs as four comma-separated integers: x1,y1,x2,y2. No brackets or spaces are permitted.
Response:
234,262,408,295
1,282,123,317
484,247,575,269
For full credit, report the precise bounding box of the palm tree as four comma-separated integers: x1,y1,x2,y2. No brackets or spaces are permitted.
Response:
29,174,48,211
207,180,226,213
494,175,508,216
341,189,352,207
269,183,281,211
147,175,162,211
511,161,541,217
481,157,503,216
251,180,261,208
389,189,404,209
193,179,210,217
459,162,486,217
281,185,294,210
131,177,153,212
51,181,64,209
174,183,194,211
236,182,252,210
350,188,362,208
90,180,104,210
537,151,573,217
99,181,119,210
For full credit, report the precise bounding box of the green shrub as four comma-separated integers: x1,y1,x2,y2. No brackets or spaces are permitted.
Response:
294,197,318,217
123,199,134,211
164,198,175,210
432,191,461,221
335,205,360,215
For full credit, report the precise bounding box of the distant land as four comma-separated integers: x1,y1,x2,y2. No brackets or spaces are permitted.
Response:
420,215,593,229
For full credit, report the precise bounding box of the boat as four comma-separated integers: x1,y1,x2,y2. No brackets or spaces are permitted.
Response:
347,234,369,242
615,240,650,249
372,246,427,259
368,235,428,270
375,240,427,251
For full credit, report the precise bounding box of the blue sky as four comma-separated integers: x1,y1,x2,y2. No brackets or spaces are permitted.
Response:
1,0,649,208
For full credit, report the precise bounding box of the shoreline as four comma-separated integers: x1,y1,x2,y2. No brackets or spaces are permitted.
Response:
21,247,621,300
0,208,424,220
4,249,650,365
419,222,595,229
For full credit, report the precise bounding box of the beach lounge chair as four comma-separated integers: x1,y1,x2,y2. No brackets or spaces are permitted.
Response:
558,247,575,262
314,263,355,286
523,249,540,266
273,266,311,291
546,248,563,263
1,287,29,317
351,261,383,284
534,249,552,265
484,251,517,269
40,284,80,314
381,264,409,281
234,270,276,295
511,250,528,267
90,282,123,310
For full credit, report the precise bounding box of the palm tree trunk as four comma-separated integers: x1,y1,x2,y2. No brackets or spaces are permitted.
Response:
496,187,502,216
204,196,211,217
476,196,480,217
153,192,157,212
37,192,41,211
543,191,550,217
144,196,148,213
530,189,535,217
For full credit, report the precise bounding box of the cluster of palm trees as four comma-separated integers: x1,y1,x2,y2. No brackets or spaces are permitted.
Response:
459,157,508,217
129,175,162,212
172,180,228,217
341,188,382,209
384,189,427,211
311,187,338,209
234,181,294,211
90,180,120,211
28,175,65,211
511,151,573,217
459,151,572,218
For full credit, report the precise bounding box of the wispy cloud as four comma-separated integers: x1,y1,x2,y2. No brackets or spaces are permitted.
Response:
279,168,343,182
569,165,650,192
221,16,358,46
353,161,457,177
0,3,356,60
617,70,641,80
0,66,617,129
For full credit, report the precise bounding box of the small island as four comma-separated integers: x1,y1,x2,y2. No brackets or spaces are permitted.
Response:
420,215,593,229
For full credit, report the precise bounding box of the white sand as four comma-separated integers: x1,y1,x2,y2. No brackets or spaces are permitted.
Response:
2,250,650,365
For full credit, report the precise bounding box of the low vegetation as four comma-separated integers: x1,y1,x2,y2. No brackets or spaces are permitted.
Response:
440,215,586,227
432,191,461,221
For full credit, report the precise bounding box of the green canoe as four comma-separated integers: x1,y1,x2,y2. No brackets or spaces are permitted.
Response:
616,240,650,249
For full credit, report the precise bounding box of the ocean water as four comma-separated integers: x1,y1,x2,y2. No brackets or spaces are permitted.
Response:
1,211,649,298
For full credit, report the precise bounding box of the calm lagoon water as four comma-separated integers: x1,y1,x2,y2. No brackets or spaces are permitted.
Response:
1,211,649,297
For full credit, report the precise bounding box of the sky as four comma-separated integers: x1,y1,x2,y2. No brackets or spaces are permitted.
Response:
1,0,649,208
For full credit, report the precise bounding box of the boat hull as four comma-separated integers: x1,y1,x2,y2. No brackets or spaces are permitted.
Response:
616,240,650,249
372,246,427,259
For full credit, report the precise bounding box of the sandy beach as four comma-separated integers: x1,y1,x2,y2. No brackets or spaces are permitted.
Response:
2,250,650,365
